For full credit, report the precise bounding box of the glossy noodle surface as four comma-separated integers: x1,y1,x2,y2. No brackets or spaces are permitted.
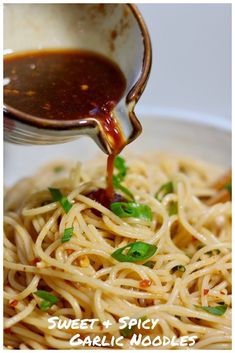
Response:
4,153,231,349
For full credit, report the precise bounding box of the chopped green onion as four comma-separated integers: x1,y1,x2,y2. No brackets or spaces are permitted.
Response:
113,174,122,187
155,181,174,201
113,175,134,200
112,156,134,201
116,183,134,201
120,326,134,338
171,265,186,273
114,156,127,180
49,187,72,213
143,261,155,269
60,196,73,213
168,202,178,216
224,183,232,195
39,300,53,311
195,304,227,316
120,315,149,338
53,166,64,173
110,202,153,221
205,249,221,256
111,241,157,263
139,315,148,322
61,227,74,243
34,290,58,311
34,290,58,304
48,187,63,201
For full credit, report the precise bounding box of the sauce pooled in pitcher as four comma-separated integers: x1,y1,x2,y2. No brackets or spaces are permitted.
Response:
4,49,127,200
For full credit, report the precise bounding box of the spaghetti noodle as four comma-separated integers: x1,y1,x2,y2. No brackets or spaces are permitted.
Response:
4,152,232,349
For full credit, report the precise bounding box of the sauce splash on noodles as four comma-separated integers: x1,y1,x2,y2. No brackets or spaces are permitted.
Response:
4,49,127,198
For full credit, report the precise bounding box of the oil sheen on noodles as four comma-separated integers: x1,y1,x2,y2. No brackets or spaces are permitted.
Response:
4,152,231,350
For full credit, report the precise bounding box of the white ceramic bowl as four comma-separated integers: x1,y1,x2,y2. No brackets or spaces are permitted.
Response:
4,113,231,187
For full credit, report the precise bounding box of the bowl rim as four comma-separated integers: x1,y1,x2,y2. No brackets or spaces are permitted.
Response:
136,107,231,132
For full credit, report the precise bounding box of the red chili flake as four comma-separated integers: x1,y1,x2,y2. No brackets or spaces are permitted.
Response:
66,249,74,255
220,290,226,295
30,258,41,265
192,237,198,242
4,328,12,334
139,279,152,289
9,300,18,308
74,259,80,266
203,289,209,295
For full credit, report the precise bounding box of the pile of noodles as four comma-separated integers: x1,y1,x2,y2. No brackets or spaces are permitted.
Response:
4,152,231,350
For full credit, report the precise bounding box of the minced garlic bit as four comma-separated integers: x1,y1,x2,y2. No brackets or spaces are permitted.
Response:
26,90,36,96
4,89,19,95
79,255,90,267
80,84,89,91
36,261,47,268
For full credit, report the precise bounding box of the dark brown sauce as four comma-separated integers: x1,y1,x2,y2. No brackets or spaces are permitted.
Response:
4,50,126,121
86,189,126,215
4,49,127,199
